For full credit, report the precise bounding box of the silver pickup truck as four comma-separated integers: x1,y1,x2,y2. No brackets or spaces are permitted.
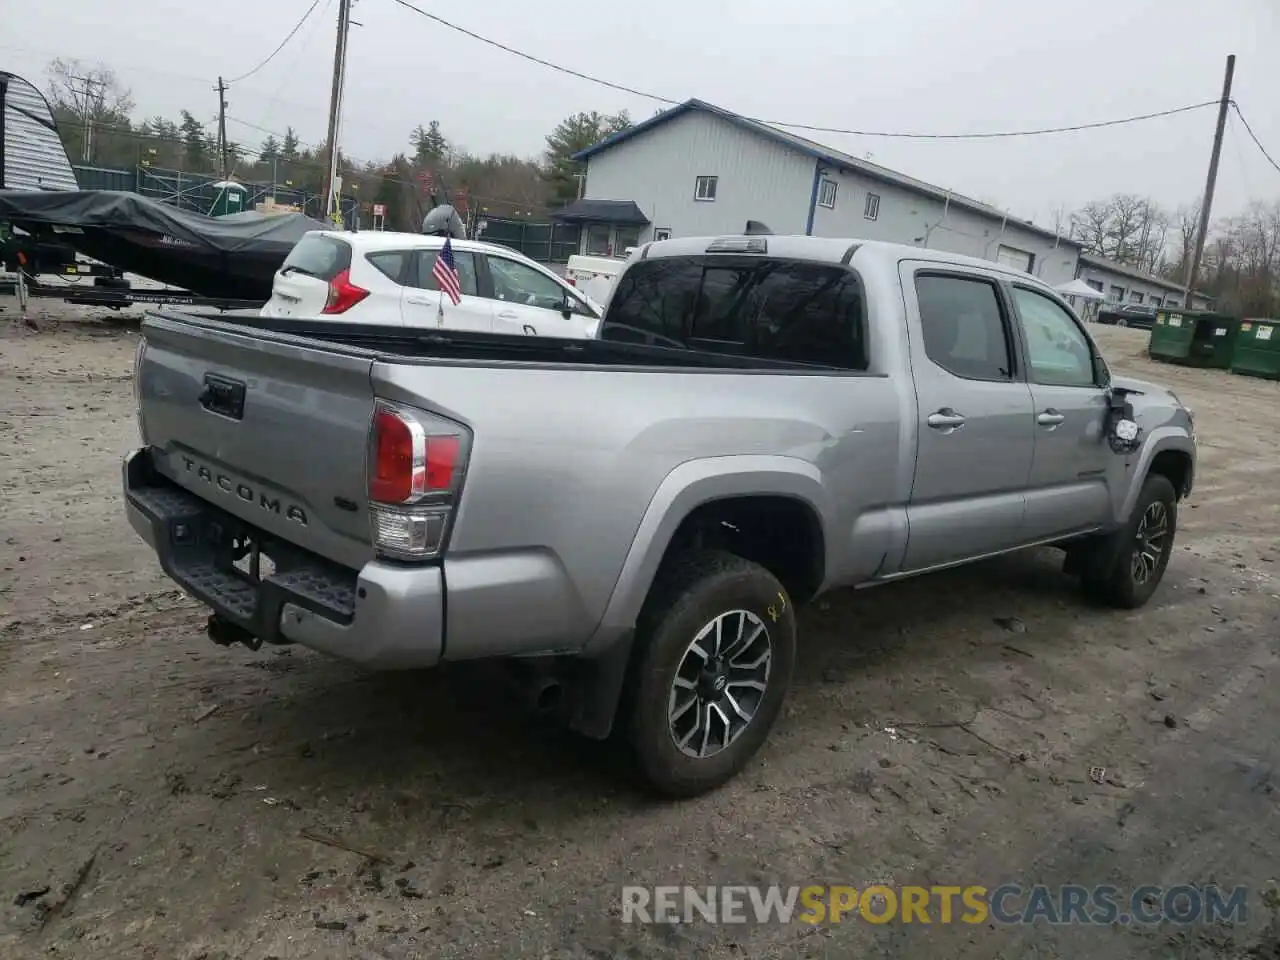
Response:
123,235,1196,797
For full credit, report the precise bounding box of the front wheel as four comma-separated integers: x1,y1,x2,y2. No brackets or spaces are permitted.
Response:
624,550,796,799
1080,474,1178,609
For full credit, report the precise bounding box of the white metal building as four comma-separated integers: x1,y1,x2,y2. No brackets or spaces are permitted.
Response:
567,99,1082,286
1,71,78,192
1075,252,1213,310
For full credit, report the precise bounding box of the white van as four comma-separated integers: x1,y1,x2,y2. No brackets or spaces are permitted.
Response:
564,250,635,308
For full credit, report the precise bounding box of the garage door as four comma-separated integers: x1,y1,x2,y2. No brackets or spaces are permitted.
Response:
995,245,1034,273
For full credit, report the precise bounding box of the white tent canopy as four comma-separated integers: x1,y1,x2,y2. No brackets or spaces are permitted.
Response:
1054,278,1106,301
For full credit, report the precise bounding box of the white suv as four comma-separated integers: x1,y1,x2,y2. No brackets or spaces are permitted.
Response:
261,231,602,338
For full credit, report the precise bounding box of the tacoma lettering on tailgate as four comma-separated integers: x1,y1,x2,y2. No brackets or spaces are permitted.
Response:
180,456,308,526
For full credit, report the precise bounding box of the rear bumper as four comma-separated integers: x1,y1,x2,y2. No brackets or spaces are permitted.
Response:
123,447,443,669
123,447,590,668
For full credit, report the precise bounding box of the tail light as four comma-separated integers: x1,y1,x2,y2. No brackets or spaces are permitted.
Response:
321,268,369,314
566,277,576,286
133,335,148,442
366,401,469,561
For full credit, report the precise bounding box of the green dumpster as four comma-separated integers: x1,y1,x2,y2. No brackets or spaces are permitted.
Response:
1185,314,1240,369
1148,310,1240,368
1148,310,1197,362
1231,318,1280,380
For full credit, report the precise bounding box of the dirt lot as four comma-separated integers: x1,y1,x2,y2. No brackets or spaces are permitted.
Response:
2,299,1279,960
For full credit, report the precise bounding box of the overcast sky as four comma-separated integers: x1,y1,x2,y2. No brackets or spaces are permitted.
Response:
7,0,1279,224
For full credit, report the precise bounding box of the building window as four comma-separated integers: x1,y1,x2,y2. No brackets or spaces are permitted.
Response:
1109,286,1124,302
614,226,641,253
818,179,837,209
1085,279,1103,292
864,193,880,220
1129,291,1144,304
1149,296,1162,308
694,176,718,201
653,228,672,242
585,224,610,256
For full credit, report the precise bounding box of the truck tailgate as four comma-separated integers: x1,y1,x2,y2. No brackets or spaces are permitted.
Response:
137,311,376,571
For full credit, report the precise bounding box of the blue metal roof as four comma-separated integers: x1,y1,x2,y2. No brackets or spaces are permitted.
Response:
572,98,1080,248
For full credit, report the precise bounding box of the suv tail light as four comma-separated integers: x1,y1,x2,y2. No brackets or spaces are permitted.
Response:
366,401,469,560
321,268,369,314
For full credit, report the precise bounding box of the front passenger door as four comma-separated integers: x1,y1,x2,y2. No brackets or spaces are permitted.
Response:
1009,285,1115,541
486,256,594,338
901,268,1036,571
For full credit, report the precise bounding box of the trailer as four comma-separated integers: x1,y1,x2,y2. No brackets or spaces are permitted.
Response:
2,269,265,325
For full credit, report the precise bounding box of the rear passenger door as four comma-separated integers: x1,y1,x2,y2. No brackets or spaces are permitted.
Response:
402,247,492,331
899,266,1036,571
1007,284,1115,541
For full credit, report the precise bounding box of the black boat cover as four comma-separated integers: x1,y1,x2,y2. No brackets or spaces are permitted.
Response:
0,189,331,299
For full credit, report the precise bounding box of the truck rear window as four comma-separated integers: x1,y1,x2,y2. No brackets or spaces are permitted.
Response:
601,258,867,370
280,234,351,281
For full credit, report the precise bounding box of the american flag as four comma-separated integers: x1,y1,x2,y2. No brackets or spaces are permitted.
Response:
432,238,463,306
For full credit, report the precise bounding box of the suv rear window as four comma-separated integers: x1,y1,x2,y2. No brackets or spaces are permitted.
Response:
280,234,350,281
601,258,867,369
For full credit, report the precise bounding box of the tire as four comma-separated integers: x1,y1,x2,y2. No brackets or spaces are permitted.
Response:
624,549,796,799
1080,474,1178,609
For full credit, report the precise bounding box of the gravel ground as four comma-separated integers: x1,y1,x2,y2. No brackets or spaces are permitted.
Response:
2,299,1279,960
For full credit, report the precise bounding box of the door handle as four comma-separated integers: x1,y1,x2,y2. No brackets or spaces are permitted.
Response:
1037,409,1066,427
926,408,966,430
406,295,432,305
496,310,518,320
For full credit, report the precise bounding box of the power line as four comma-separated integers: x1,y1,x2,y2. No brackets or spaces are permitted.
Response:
225,0,326,84
386,0,1221,141
386,0,674,105
774,100,1220,140
1230,101,1280,174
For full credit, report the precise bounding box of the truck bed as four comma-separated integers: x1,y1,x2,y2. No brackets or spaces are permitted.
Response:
132,307,908,661
164,310,882,373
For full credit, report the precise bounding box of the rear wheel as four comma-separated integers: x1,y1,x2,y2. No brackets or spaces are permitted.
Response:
624,550,796,799
1080,474,1178,609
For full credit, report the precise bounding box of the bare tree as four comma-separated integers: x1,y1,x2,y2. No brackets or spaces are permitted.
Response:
45,58,135,121
1196,200,1280,316
1069,193,1171,272
1169,203,1201,281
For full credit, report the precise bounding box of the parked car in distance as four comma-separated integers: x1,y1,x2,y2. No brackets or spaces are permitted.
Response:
125,234,1196,798
1098,303,1159,330
261,231,603,338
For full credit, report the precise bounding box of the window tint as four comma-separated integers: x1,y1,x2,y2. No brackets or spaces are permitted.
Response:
601,259,867,369
280,234,350,280
1011,287,1096,387
601,259,702,347
488,257,566,310
366,250,410,283
411,248,478,296
915,274,1012,381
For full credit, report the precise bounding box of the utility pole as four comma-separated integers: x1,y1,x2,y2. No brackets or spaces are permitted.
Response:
67,74,104,163
1183,54,1235,308
323,0,353,222
214,76,229,179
